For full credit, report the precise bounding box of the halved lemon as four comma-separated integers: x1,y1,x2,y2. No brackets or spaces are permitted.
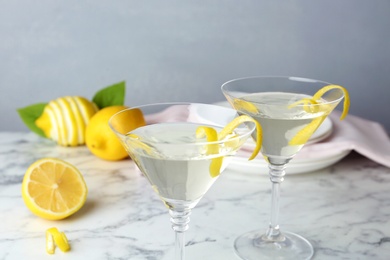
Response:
21,158,88,220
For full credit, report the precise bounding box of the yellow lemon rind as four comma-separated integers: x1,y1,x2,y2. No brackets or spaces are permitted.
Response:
287,84,350,146
218,115,262,160
196,126,223,177
312,84,350,120
47,227,70,252
125,133,154,155
35,96,98,147
46,230,55,254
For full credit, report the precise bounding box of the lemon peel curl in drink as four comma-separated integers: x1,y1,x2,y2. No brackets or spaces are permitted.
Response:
312,85,350,120
196,115,262,177
218,115,262,160
196,126,224,178
288,85,350,146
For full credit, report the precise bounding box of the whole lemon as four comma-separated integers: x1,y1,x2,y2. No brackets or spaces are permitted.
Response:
35,96,98,146
85,106,146,161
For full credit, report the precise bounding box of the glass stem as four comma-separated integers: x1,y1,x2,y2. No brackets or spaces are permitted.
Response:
264,163,287,241
169,208,191,260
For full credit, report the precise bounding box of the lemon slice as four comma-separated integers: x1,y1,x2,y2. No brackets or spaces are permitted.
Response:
21,158,88,220
46,227,70,253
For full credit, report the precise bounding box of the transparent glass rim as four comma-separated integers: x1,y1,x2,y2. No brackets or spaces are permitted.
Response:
221,75,345,107
108,102,256,147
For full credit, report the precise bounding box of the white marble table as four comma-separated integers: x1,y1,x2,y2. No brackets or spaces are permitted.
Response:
1,132,390,260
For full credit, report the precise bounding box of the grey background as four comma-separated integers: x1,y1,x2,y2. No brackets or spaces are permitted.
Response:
1,0,390,132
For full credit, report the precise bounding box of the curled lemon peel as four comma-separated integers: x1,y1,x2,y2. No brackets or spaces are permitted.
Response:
312,84,350,120
218,115,262,160
196,126,218,144
125,133,153,154
46,227,70,254
196,115,263,177
288,98,319,113
289,117,326,146
196,126,223,178
288,84,350,146
233,99,259,114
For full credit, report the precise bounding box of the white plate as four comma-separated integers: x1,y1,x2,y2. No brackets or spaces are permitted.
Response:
228,150,350,175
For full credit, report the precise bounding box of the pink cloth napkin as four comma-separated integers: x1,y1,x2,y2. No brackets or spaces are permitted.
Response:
296,111,390,167
240,110,390,168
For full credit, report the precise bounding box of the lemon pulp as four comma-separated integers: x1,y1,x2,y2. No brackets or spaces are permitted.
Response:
21,158,88,220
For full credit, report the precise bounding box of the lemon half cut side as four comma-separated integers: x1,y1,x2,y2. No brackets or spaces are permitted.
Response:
22,158,88,220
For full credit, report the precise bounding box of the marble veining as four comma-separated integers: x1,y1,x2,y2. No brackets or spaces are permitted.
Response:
0,132,390,259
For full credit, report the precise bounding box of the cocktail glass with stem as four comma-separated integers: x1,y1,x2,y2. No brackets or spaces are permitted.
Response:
221,76,347,260
109,103,257,260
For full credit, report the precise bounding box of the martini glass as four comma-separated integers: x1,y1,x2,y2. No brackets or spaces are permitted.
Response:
109,103,256,260
221,76,345,260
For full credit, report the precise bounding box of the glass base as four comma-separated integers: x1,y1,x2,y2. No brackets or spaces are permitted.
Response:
234,230,314,260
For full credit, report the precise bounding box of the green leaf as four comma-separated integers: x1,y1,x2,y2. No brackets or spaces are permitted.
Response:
92,81,126,109
17,103,47,137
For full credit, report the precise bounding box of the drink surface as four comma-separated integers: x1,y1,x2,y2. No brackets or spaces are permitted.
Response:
125,123,236,204
236,92,329,159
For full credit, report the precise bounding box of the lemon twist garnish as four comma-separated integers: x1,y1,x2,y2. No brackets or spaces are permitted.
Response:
196,126,223,178
196,126,219,154
312,84,350,120
233,99,259,114
289,117,326,145
288,98,320,113
218,115,262,160
125,133,154,154
46,227,70,254
196,115,262,177
288,84,350,146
